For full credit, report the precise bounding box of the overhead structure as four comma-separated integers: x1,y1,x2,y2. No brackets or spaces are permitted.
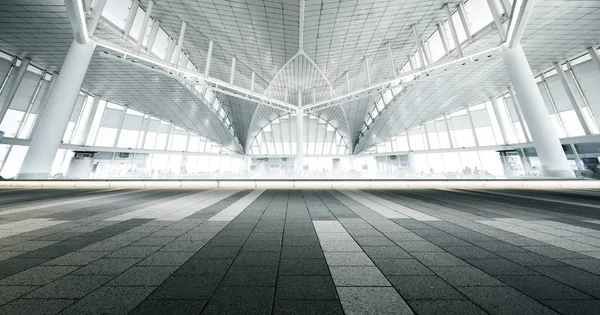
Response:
0,0,599,178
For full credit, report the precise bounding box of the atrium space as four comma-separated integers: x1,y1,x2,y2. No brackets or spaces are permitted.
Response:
0,0,600,314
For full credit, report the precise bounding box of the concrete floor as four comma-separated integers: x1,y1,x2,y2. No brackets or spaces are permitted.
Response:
0,187,599,314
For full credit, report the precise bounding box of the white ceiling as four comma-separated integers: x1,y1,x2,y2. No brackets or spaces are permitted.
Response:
1,0,599,154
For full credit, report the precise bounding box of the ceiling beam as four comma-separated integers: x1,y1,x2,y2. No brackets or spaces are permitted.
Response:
64,0,89,44
93,37,298,113
303,45,501,113
506,0,534,48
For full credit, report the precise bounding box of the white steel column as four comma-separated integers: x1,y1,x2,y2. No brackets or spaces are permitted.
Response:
444,114,453,148
412,24,426,68
296,108,304,172
172,21,186,67
0,58,30,121
444,4,463,58
386,42,396,77
77,95,100,145
465,105,479,147
588,47,600,73
18,39,96,179
500,44,574,177
113,107,127,147
490,96,513,144
508,87,531,142
553,62,591,135
486,0,507,41
205,40,213,77
135,0,153,52
457,3,472,39
437,23,450,55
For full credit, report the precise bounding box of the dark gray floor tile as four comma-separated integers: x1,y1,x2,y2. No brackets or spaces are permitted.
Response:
0,266,77,286
232,251,280,266
372,258,434,276
273,299,343,315
149,275,221,299
407,300,487,315
531,265,600,287
44,251,109,266
412,252,469,266
129,299,207,315
24,275,112,299
59,286,155,315
73,258,139,275
106,266,177,286
388,275,465,300
361,245,412,258
496,251,565,266
276,276,337,300
202,286,275,314
221,266,278,286
279,258,329,276
430,266,505,287
193,246,240,259
138,251,195,266
497,275,594,300
457,286,558,315
541,299,600,315
0,285,37,305
173,258,233,276
281,246,324,259
442,246,500,259
0,298,74,315
106,245,161,259
466,258,539,275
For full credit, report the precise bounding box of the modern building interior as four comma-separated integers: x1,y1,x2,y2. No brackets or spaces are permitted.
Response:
0,0,599,314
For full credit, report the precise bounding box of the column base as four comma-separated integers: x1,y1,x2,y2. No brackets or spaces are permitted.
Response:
542,168,576,178
15,173,50,180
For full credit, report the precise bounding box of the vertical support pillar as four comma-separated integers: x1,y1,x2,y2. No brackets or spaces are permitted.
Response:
466,105,479,147
412,24,426,68
172,21,186,67
508,87,531,142
421,124,431,149
87,0,106,37
490,96,512,144
437,23,450,55
587,47,600,72
500,44,574,178
146,19,160,52
0,58,30,121
570,143,584,173
250,71,255,92
229,56,236,85
18,39,96,179
345,71,350,92
444,4,463,58
444,114,453,148
135,0,153,53
205,40,213,77
457,3,472,39
123,0,139,37
77,95,100,145
487,0,507,41
296,107,304,173
113,107,127,147
386,42,396,77
540,74,567,136
553,62,591,135
364,57,371,86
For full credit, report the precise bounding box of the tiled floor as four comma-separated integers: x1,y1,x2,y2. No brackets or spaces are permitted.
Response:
0,187,600,314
